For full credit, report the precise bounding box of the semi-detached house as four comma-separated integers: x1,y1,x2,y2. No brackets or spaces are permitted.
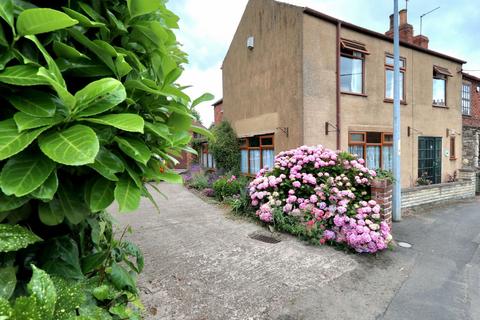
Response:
221,0,465,188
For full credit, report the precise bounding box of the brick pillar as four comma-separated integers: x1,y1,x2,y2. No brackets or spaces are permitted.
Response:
371,179,393,228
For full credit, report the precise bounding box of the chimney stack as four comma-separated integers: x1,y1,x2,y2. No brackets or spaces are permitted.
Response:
385,9,429,49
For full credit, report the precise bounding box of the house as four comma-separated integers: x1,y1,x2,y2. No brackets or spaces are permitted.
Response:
221,0,465,188
175,121,208,170
462,73,480,168
213,99,224,125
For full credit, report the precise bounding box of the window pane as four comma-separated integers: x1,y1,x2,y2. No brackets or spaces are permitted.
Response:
462,83,471,115
341,56,363,93
385,70,404,100
348,145,364,159
350,133,365,142
249,150,261,174
386,56,394,66
249,136,260,147
366,146,381,170
384,134,393,143
202,154,207,167
433,78,446,106
382,145,393,171
261,137,273,146
367,132,382,143
241,150,248,173
262,149,275,169
208,153,213,168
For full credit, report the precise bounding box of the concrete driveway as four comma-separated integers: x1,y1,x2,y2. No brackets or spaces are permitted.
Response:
113,183,480,320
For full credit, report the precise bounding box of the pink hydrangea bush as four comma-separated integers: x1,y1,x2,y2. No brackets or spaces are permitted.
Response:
249,145,392,253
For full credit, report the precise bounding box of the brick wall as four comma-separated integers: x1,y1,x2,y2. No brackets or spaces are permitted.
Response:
371,179,393,227
214,102,223,125
463,77,480,128
401,169,476,209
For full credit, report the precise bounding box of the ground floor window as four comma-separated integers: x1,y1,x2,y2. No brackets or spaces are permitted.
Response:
200,143,215,169
240,134,274,175
348,132,393,171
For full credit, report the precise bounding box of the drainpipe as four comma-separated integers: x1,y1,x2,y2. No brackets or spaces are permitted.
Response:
336,21,342,150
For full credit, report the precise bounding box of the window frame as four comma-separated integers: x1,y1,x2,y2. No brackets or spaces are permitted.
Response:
432,68,449,108
462,82,472,116
348,132,393,170
450,136,456,160
384,53,407,103
240,134,275,175
340,49,366,96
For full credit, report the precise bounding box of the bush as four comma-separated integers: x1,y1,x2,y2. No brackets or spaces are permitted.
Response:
228,187,255,215
209,121,240,174
248,145,393,253
189,173,209,190
202,188,215,198
213,175,247,201
0,1,202,318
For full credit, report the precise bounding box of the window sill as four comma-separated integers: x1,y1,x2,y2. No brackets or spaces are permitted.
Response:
462,114,472,117
449,157,457,161
432,104,448,109
341,91,368,97
384,99,408,105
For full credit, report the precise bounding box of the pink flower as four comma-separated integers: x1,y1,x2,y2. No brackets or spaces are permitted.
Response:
292,181,301,188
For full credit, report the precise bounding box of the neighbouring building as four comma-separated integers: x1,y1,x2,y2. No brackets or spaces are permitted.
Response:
221,0,466,188
176,121,209,170
213,99,224,125
462,73,480,168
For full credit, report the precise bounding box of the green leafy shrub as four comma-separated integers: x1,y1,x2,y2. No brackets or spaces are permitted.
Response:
0,0,208,318
188,172,209,190
213,175,248,201
209,121,240,174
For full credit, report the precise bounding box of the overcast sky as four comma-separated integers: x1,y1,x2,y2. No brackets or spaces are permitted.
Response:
169,0,480,126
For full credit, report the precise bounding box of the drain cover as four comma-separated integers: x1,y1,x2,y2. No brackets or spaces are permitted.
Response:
398,241,412,248
249,233,281,244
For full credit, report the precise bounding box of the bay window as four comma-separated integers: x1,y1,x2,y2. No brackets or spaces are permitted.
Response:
240,135,275,175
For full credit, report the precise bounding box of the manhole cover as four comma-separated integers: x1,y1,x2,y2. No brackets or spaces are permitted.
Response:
249,233,281,244
398,241,412,248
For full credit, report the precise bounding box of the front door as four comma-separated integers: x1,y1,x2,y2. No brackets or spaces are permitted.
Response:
418,137,442,184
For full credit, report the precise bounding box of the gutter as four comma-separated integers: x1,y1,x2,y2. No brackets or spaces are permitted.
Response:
336,21,341,150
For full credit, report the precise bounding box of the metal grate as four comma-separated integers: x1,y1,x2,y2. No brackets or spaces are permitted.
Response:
249,233,281,244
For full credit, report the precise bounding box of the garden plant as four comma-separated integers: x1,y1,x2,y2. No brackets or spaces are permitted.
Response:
0,0,210,318
208,121,240,174
249,145,393,253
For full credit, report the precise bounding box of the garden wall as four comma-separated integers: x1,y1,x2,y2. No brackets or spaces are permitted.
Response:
401,169,476,209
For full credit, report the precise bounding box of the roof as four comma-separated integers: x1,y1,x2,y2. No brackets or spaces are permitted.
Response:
303,7,466,65
463,72,480,83
212,98,223,107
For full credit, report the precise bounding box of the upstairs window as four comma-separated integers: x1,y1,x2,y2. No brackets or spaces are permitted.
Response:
340,39,369,95
385,54,406,102
462,82,471,115
432,65,452,107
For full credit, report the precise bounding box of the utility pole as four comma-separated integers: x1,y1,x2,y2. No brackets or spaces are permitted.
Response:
392,0,402,221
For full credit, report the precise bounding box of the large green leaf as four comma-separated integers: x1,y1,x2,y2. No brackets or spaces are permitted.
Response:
0,119,49,161
53,41,89,60
31,170,58,201
0,0,14,30
0,65,47,86
83,114,144,133
56,184,90,225
0,267,16,300
0,192,29,212
144,122,171,144
0,150,55,197
191,93,214,108
114,176,141,213
0,297,13,318
191,125,213,140
127,0,162,18
13,112,63,132
37,67,76,109
17,8,78,35
27,265,57,318
0,224,42,253
12,296,42,320
74,78,126,117
89,177,115,212
88,147,125,181
38,200,64,226
41,236,84,280
158,171,183,184
62,7,105,28
167,113,192,131
115,137,151,165
7,90,58,117
38,125,99,166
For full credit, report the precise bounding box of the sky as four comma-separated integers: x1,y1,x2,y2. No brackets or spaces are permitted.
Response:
169,0,480,126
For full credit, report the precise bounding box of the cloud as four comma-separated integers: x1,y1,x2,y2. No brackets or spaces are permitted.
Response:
169,0,480,125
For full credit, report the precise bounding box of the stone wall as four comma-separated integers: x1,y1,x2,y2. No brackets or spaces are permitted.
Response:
401,169,476,209
463,126,480,167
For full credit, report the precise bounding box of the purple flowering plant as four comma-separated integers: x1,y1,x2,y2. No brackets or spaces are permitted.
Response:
248,145,393,253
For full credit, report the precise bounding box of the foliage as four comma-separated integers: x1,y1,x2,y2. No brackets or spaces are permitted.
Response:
202,188,215,198
0,0,202,318
416,171,432,186
212,175,248,201
248,146,393,253
228,185,255,215
208,121,240,174
375,169,395,183
188,172,209,190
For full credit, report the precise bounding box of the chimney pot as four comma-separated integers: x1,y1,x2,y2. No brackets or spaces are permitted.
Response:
399,9,408,25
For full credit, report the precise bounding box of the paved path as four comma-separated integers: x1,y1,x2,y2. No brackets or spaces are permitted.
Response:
113,183,480,320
